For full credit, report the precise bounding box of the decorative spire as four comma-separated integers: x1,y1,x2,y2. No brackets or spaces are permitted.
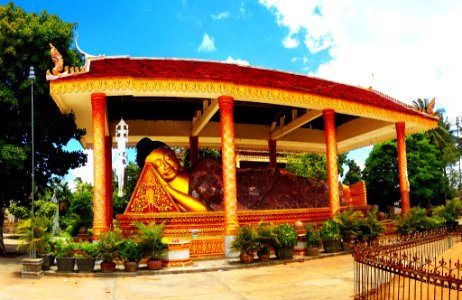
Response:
115,119,129,197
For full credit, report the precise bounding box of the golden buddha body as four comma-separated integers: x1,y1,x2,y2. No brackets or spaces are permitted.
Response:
138,139,208,212
135,138,356,213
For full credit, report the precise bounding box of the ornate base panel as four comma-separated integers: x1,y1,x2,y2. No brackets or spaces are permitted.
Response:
116,205,370,258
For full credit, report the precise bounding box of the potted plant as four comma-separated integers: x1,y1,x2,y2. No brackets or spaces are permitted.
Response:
304,223,322,256
320,219,342,253
230,225,259,263
95,227,124,272
16,216,55,270
333,207,363,251
119,239,144,272
73,241,98,272
133,222,167,270
362,209,385,247
255,222,274,261
55,237,75,272
272,223,298,259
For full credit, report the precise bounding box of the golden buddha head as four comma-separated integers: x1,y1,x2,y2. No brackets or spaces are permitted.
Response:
136,138,183,182
146,145,182,182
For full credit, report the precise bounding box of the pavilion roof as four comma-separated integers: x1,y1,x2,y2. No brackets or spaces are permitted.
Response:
48,56,438,153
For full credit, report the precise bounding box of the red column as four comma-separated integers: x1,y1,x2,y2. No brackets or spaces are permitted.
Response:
268,139,277,168
105,136,113,229
396,122,410,217
91,93,108,238
189,135,199,166
218,95,239,257
323,109,340,218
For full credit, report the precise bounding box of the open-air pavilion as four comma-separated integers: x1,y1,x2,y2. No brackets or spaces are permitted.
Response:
46,46,438,257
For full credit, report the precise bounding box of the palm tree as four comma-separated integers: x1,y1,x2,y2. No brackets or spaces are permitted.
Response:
412,98,451,150
413,98,459,195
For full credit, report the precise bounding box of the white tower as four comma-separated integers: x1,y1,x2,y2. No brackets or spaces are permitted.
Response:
115,119,128,197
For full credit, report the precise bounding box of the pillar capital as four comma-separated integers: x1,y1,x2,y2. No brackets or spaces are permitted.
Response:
395,121,405,131
91,92,106,106
322,109,335,119
218,95,234,106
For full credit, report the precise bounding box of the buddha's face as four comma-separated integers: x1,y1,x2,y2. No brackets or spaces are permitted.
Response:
145,146,182,182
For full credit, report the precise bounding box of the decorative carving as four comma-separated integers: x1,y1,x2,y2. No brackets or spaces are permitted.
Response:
46,43,86,78
49,78,438,130
125,164,179,213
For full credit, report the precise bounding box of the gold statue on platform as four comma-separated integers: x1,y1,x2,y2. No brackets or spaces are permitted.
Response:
135,138,208,212
125,138,366,214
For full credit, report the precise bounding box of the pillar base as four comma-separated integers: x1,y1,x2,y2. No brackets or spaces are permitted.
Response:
224,235,239,258
21,258,43,279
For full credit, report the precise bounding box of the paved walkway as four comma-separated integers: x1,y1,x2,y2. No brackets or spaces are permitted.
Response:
0,236,355,300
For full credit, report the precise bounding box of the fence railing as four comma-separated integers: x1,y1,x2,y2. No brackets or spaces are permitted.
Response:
353,227,462,299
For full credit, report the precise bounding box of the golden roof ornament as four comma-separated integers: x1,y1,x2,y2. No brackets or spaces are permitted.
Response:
46,43,86,78
427,97,436,116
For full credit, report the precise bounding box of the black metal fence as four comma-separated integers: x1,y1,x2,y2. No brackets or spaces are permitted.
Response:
353,227,462,299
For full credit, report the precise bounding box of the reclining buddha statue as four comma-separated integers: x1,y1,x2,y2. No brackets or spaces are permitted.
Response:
124,137,364,214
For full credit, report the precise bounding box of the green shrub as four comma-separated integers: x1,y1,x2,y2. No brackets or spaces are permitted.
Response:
396,207,437,235
273,223,298,248
320,219,341,241
231,225,259,255
133,222,167,260
305,223,322,247
119,240,144,262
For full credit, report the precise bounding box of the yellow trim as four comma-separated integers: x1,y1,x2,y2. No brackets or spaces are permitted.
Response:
50,77,438,130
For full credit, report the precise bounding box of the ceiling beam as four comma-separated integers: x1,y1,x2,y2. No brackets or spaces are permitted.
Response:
191,99,219,136
271,110,322,140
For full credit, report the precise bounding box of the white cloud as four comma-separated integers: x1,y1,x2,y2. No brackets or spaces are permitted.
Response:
282,35,299,48
198,33,217,52
259,0,334,53
212,11,230,20
225,56,250,66
261,0,462,125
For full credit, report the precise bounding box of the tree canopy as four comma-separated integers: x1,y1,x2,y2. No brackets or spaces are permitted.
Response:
0,3,86,253
285,153,347,179
363,134,454,210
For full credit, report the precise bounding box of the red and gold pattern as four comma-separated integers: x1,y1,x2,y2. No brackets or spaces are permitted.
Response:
396,122,410,217
323,109,340,218
91,93,108,238
218,96,239,236
49,76,437,132
125,163,180,213
162,241,193,267
116,205,370,257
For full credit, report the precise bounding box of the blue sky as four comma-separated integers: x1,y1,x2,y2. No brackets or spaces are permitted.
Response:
6,0,462,185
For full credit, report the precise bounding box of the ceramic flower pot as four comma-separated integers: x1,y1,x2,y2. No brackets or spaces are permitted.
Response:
147,259,163,270
100,261,116,273
124,261,139,272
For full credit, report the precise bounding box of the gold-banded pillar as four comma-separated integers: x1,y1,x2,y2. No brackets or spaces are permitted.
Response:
105,136,113,229
323,109,340,218
91,93,108,238
218,95,239,257
189,135,199,167
268,139,277,168
396,122,410,217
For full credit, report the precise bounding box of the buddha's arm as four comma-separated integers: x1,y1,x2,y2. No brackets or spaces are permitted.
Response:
163,185,208,212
